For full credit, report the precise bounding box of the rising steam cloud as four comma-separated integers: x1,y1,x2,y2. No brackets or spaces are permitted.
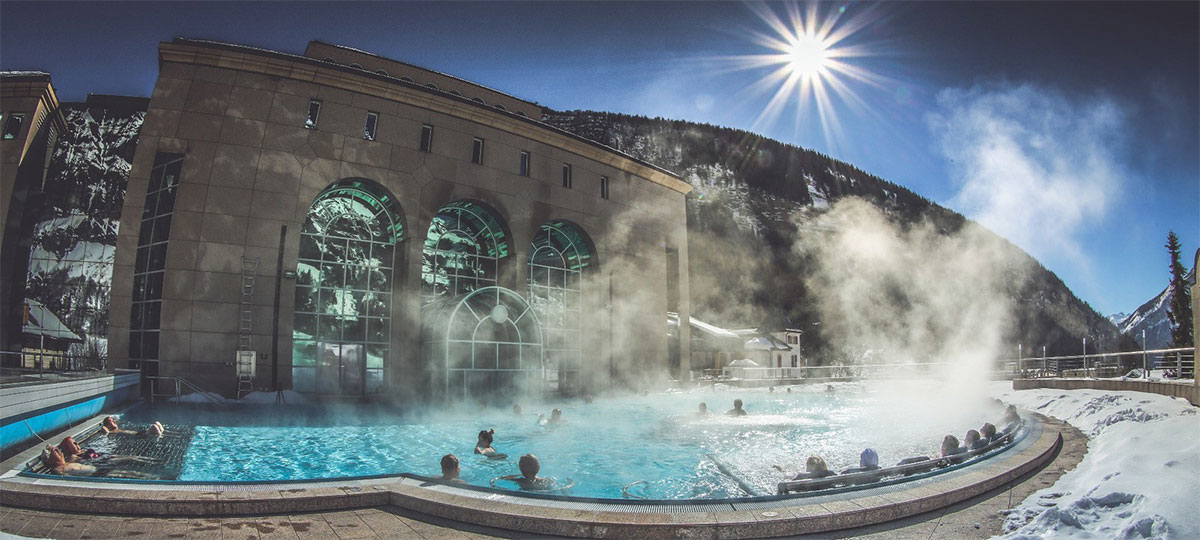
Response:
794,198,1030,395
928,83,1126,272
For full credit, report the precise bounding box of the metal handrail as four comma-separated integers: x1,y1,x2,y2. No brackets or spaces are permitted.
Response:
144,375,228,407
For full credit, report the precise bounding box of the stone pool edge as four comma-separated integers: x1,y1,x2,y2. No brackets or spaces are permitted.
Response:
0,411,1068,538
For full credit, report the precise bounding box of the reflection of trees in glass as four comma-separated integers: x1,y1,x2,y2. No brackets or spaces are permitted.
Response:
293,179,402,394
528,221,593,392
421,201,508,304
23,105,144,367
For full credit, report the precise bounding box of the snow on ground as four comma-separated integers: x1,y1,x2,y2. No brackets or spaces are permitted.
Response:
989,382,1200,539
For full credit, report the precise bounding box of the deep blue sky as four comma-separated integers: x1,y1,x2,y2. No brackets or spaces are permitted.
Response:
2,1,1196,317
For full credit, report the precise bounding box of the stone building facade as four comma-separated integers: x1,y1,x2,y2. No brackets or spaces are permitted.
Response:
106,39,692,399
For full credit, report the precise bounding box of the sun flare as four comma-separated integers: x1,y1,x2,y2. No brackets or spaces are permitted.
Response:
720,2,887,149
787,33,830,79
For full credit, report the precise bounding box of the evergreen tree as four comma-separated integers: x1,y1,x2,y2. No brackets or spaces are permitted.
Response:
1165,231,1194,348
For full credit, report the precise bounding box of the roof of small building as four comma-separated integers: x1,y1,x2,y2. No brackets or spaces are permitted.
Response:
23,299,83,342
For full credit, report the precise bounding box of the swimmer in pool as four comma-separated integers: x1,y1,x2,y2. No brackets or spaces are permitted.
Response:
501,454,557,491
440,454,463,482
40,446,157,478
474,429,507,459
696,402,710,416
726,399,747,416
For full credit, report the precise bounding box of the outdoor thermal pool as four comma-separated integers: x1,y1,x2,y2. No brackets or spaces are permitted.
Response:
81,381,1010,500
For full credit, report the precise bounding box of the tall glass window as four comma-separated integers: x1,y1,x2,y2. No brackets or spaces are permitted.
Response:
421,200,509,304
528,220,593,394
130,153,183,364
293,178,404,395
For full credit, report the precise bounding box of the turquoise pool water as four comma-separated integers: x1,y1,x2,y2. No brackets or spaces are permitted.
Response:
130,382,1000,500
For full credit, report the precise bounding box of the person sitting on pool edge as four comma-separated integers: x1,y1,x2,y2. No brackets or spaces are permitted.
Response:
440,454,463,483
726,399,747,416
474,429,507,459
501,454,556,491
841,448,880,474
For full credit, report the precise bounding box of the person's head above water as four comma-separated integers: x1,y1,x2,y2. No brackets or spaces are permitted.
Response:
477,429,494,446
513,403,522,415
859,448,879,469
981,422,997,439
733,399,743,410
551,408,562,420
58,436,81,456
698,402,707,413
941,435,961,456
1003,405,1019,424
102,416,119,431
518,454,540,479
805,455,829,474
965,429,981,445
440,454,459,480
42,446,67,468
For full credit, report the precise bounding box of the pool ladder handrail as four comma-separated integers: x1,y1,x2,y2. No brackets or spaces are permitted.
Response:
146,375,228,408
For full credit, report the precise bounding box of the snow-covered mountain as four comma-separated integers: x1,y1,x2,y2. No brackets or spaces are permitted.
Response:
544,110,1129,357
1116,267,1196,349
1107,312,1130,326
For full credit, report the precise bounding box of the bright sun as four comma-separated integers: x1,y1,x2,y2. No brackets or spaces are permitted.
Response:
787,33,830,78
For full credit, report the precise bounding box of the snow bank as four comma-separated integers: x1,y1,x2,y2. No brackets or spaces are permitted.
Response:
992,384,1200,539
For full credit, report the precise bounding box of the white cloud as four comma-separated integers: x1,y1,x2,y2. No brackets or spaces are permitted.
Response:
928,83,1126,267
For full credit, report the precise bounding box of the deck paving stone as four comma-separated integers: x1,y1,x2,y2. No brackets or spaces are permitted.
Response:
16,513,64,538
218,518,263,540
48,516,92,539
318,510,376,539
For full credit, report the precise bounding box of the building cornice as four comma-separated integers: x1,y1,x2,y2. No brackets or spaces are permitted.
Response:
160,40,691,195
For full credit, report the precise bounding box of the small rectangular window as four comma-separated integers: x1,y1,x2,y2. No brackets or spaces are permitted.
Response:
305,100,321,129
562,163,572,189
472,137,485,164
3,113,25,140
600,176,609,199
519,151,530,177
420,124,433,152
363,111,379,140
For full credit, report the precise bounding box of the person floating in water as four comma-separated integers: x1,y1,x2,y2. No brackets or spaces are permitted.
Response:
440,454,463,483
101,416,163,438
40,446,158,478
696,402,710,416
980,422,997,445
726,399,747,416
500,454,558,491
474,429,507,459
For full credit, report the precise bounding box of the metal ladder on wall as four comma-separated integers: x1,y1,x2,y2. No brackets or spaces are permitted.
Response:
237,256,259,399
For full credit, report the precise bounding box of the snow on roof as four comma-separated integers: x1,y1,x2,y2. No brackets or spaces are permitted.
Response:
23,299,83,342
1,70,50,77
667,312,741,340
743,335,791,351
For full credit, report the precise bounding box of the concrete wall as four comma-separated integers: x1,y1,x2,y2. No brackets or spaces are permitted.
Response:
109,40,691,398
1012,378,1200,407
0,371,139,452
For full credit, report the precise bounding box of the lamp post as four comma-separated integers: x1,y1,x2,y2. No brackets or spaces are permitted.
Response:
1083,337,1088,378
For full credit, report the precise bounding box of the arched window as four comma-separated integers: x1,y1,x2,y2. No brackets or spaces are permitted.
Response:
528,220,594,394
422,286,542,400
421,200,509,304
293,178,404,395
